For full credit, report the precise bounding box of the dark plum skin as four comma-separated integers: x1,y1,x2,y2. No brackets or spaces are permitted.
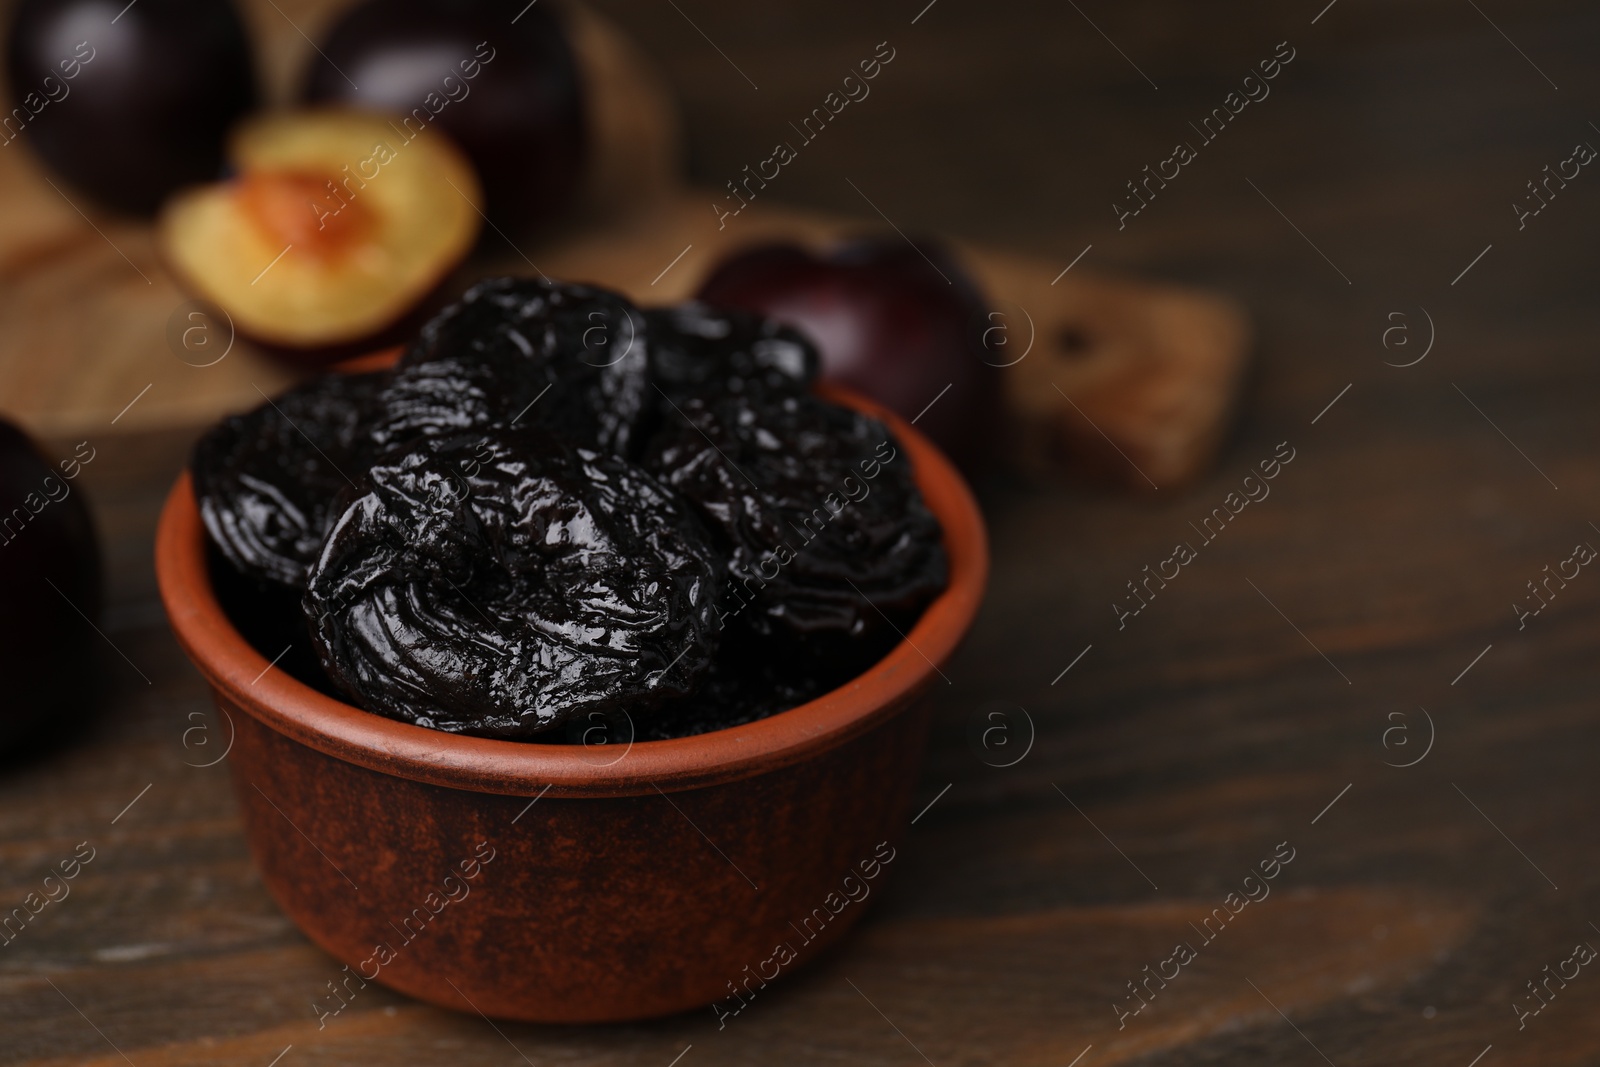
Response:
5,0,257,215
0,419,102,752
304,428,722,738
192,372,389,589
375,277,651,457
303,0,586,238
642,391,947,673
697,239,1002,469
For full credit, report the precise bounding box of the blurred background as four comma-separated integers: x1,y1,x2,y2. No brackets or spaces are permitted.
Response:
3,0,1600,1063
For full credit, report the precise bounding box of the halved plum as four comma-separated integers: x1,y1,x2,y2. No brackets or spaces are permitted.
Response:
158,109,482,352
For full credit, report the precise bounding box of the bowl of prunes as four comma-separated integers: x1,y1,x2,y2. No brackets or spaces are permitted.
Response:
155,277,988,1024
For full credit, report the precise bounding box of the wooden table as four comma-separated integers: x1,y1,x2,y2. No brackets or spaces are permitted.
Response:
7,0,1600,1063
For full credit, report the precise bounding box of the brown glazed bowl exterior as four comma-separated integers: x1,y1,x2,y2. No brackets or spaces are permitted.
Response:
155,368,988,1024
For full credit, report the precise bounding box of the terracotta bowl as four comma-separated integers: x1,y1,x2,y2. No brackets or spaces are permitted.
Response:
155,368,988,1024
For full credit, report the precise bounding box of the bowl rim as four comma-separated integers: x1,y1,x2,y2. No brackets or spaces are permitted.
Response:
155,362,988,799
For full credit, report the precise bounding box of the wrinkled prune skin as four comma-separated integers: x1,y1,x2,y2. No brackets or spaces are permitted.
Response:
192,281,950,744
206,543,343,699
304,428,721,737
642,391,947,667
636,630,850,740
638,665,823,740
374,278,651,456
193,372,388,588
646,302,819,404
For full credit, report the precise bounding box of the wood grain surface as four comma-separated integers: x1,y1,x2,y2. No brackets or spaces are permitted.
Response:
5,0,1600,1065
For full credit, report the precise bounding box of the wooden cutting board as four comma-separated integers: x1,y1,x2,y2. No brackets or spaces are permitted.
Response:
0,0,1247,491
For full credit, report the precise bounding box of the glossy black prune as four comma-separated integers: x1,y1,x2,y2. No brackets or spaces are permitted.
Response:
304,428,721,738
205,542,342,700
635,629,850,741
374,278,650,457
642,391,947,668
638,666,823,740
192,372,389,588
646,302,820,404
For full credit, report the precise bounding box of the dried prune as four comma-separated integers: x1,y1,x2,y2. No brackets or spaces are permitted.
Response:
191,277,952,745
646,303,819,404
205,542,342,699
642,391,947,669
374,278,650,456
304,428,721,737
638,672,812,740
193,372,388,588
636,635,843,740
